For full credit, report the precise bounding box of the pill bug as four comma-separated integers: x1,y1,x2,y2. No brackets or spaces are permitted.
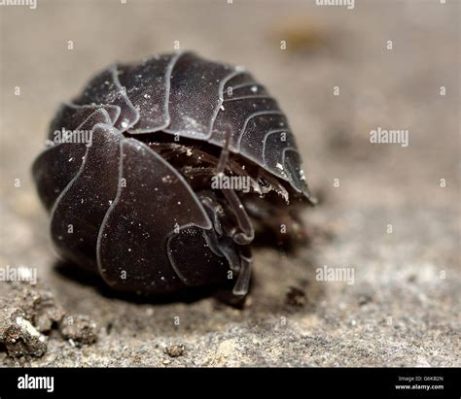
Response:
32,52,314,298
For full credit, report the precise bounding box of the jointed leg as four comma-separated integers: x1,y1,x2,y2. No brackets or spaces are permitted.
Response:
200,191,253,297
216,125,254,245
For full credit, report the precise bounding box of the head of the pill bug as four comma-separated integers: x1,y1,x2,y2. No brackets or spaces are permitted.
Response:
31,52,315,302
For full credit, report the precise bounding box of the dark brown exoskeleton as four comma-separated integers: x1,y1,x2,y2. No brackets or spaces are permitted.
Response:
32,52,315,299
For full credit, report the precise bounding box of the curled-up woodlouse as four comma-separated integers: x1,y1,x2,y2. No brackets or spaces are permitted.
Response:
32,52,314,299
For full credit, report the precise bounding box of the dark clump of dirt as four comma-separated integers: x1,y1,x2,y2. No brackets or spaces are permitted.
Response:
60,315,97,346
285,286,307,308
165,344,185,358
0,281,98,358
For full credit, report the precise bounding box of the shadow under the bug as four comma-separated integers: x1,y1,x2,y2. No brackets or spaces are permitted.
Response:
52,217,329,312
53,260,236,306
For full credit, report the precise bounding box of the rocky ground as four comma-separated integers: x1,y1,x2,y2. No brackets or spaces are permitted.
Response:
0,0,459,366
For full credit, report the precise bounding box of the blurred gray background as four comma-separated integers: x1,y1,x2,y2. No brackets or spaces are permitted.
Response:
0,0,460,366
